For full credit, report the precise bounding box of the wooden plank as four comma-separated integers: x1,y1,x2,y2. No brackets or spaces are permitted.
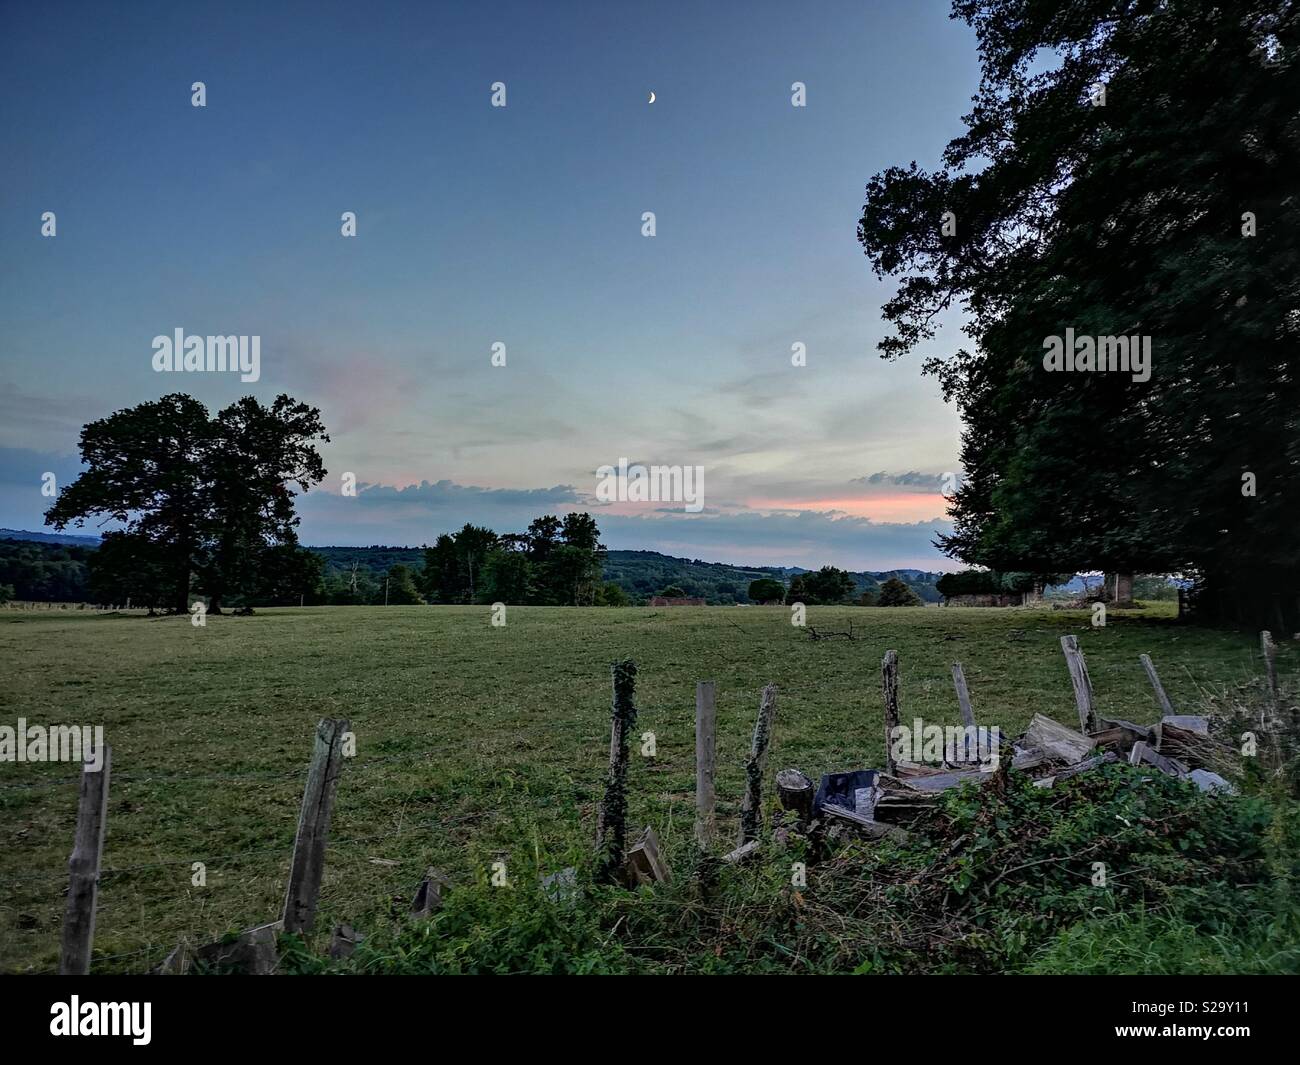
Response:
1096,715,1154,739
694,680,717,847
411,867,450,917
1060,635,1097,733
738,683,778,845
881,650,901,776
898,768,989,792
1090,718,1151,755
1139,654,1176,716
624,825,672,886
1129,740,1187,777
723,840,761,864
1161,715,1208,735
596,659,639,882
59,747,112,975
1051,751,1118,783
820,804,910,842
1010,747,1052,771
282,718,349,934
1024,712,1097,764
951,661,976,762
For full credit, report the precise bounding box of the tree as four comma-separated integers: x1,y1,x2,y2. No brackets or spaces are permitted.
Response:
787,566,854,605
0,583,13,606
46,393,327,613
420,534,459,603
805,566,855,604
658,585,687,599
877,577,922,607
384,564,423,605
595,581,630,606
858,0,1300,630
481,550,532,604
748,577,786,603
47,394,213,613
202,396,328,613
252,544,325,606
88,531,169,611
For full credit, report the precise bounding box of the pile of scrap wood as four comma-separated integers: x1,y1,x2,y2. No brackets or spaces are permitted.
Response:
793,642,1243,842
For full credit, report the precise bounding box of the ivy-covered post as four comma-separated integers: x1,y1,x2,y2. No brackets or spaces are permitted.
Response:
595,659,638,883
738,684,778,845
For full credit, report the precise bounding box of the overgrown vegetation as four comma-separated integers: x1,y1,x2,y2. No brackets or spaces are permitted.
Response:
288,760,1299,975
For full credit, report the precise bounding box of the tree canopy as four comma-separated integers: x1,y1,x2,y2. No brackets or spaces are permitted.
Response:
859,0,1299,629
46,393,328,612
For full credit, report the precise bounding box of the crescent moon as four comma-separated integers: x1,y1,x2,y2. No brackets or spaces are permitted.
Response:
648,91,655,104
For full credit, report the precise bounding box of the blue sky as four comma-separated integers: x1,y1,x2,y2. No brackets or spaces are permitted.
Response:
0,0,979,569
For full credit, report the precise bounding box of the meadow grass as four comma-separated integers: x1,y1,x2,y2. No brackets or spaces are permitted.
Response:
0,601,1289,973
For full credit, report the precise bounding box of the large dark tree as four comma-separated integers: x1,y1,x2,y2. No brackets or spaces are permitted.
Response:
859,0,1299,629
47,393,328,613
46,394,213,613
203,396,329,613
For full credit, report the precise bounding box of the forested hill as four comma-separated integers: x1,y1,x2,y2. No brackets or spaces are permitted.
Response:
601,550,943,604
304,546,943,604
0,533,944,605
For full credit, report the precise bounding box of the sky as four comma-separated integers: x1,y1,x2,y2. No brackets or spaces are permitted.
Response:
0,0,980,570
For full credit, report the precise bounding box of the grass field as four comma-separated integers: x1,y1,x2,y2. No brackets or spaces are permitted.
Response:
0,601,1291,973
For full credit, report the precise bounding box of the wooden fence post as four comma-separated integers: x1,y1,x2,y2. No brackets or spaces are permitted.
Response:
1261,631,1279,708
282,718,349,934
694,680,717,847
882,650,901,775
60,747,112,975
596,659,638,882
1060,635,1097,734
738,684,778,845
1139,653,1175,716
951,661,976,761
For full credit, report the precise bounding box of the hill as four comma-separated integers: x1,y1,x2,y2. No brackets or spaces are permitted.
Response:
0,533,944,605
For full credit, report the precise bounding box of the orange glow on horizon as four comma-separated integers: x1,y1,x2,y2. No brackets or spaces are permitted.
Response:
748,493,951,522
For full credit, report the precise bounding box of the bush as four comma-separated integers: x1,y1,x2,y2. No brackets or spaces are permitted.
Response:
877,576,922,606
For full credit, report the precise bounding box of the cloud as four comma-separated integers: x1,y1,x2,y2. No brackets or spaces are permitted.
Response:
853,470,950,491
295,475,954,568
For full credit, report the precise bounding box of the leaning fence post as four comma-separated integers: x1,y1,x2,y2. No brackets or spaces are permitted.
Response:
1139,653,1175,716
596,659,638,882
1261,631,1280,708
882,650,901,776
282,718,349,934
694,680,717,847
1060,635,1097,734
59,747,112,975
738,684,778,845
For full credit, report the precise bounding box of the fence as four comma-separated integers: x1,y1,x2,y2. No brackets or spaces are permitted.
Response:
5,628,1286,974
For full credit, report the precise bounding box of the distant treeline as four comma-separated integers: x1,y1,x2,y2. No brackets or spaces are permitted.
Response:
0,539,94,602
0,534,947,608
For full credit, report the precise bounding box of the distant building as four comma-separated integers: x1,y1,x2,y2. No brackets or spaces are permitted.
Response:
649,596,706,607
